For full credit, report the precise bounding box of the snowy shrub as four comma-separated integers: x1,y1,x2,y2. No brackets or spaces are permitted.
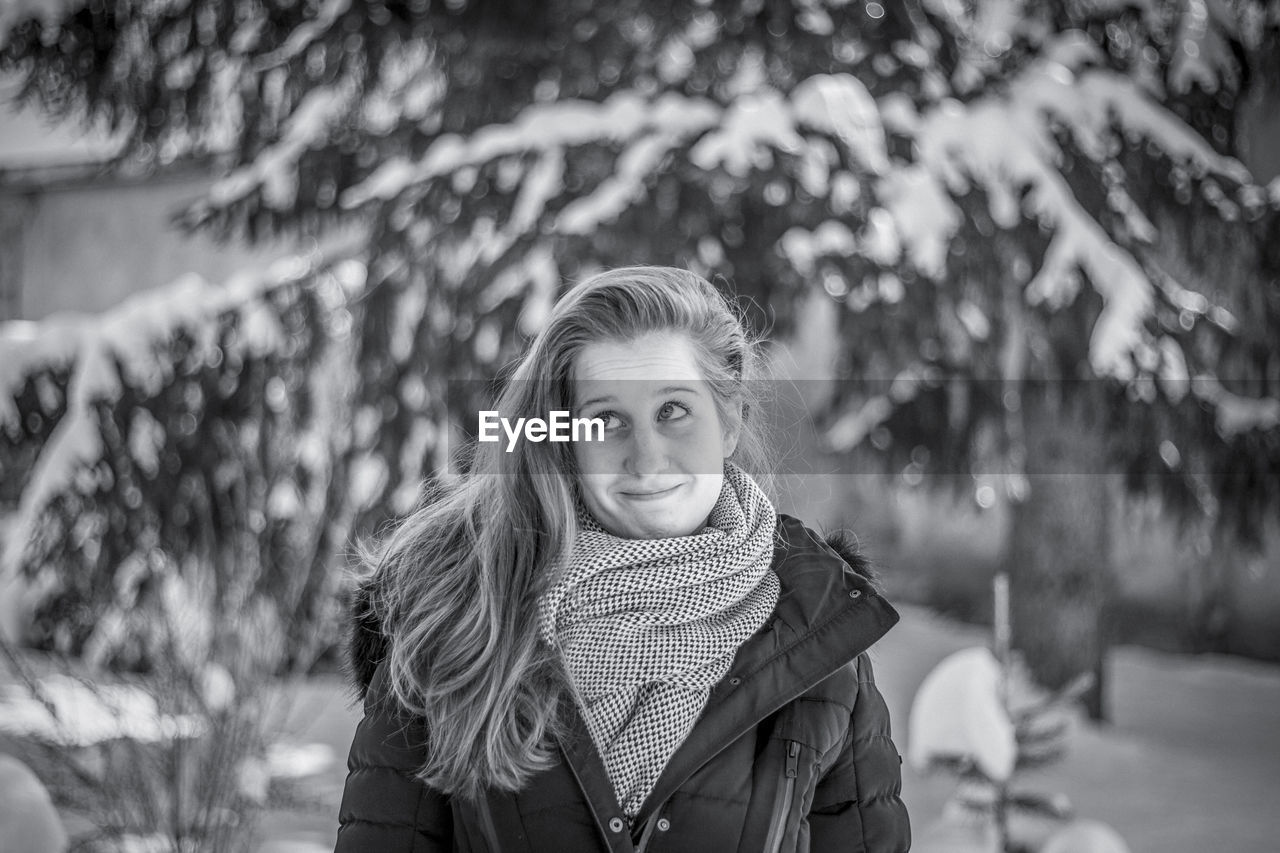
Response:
0,639,335,852
0,249,361,850
908,644,1112,853
0,253,365,671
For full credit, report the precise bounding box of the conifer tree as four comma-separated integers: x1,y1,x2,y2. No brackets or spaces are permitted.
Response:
3,0,1277,718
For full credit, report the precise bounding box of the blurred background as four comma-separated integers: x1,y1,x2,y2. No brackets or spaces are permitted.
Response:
1,1,1278,851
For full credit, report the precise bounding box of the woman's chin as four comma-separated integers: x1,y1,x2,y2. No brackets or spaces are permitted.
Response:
609,506,700,540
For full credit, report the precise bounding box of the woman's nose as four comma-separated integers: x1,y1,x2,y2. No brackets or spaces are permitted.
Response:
624,422,669,475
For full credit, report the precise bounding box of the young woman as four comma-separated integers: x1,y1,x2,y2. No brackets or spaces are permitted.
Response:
335,266,910,852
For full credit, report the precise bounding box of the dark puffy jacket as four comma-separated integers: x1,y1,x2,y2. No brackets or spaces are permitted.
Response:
335,514,910,852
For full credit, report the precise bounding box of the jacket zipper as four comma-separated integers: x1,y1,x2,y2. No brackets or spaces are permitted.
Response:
635,810,661,853
559,738,626,853
763,740,801,853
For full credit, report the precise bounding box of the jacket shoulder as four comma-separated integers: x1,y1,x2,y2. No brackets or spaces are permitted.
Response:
336,658,456,852
774,513,882,591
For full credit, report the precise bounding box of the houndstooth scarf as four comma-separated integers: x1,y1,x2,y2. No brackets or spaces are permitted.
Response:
538,463,780,819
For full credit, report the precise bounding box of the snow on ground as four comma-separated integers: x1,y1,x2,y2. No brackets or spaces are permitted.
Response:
251,604,1280,851
872,605,1280,853
3,605,1275,850
0,673,205,746
0,753,66,853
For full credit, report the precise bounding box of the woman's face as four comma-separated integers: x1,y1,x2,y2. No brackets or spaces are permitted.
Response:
570,331,740,539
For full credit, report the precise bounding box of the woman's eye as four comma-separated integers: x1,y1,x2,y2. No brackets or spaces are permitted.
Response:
595,411,624,431
658,401,691,421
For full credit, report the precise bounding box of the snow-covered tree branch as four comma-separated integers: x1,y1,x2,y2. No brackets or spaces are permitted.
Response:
1,245,366,668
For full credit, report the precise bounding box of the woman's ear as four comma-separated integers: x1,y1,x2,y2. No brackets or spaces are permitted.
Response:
721,401,744,457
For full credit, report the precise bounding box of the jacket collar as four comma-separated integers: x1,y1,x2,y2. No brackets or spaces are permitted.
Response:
557,513,900,830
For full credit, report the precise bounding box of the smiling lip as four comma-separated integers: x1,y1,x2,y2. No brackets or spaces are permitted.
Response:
620,483,683,501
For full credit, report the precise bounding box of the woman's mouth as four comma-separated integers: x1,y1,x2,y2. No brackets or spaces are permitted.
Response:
620,483,683,501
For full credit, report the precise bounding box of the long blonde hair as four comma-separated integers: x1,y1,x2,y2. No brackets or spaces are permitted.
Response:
364,266,775,798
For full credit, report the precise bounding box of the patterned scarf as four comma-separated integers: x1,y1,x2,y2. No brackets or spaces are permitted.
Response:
538,462,780,819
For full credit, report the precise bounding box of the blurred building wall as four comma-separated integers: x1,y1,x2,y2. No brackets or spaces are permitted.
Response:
0,164,295,321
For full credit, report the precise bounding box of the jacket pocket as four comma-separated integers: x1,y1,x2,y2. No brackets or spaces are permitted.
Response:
763,739,801,853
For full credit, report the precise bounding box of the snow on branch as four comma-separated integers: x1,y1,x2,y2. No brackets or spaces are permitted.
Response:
1039,69,1251,186
341,89,720,209
558,130,691,235
0,674,204,746
791,73,889,174
920,0,1034,93
252,0,352,72
341,74,889,239
867,37,1256,381
361,40,443,134
786,28,1277,450
822,364,930,453
1168,0,1241,95
204,77,360,211
689,88,803,175
0,0,86,49
0,243,367,575
874,166,961,279
779,221,858,277
1192,376,1280,437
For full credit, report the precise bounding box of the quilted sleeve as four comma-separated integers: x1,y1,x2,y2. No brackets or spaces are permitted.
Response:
334,660,454,853
807,653,911,852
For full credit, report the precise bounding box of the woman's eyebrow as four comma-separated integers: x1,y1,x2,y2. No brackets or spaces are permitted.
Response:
576,385,699,409
576,394,616,409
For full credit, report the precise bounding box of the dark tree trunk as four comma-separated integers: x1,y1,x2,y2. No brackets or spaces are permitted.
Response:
1004,391,1115,721
1186,534,1234,654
